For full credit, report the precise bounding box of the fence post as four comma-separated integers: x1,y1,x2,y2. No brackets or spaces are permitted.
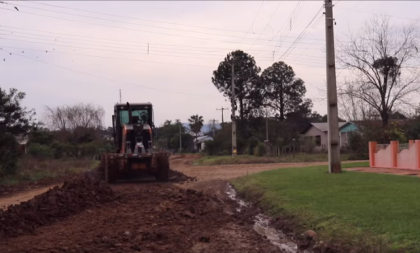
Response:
391,141,399,168
409,140,415,148
369,142,377,167
416,140,420,170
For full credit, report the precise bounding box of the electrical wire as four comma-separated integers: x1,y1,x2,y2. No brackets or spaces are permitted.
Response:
0,34,327,64
241,1,265,42
19,0,253,34
246,1,282,51
0,45,216,68
1,48,222,98
277,6,324,61
0,6,319,46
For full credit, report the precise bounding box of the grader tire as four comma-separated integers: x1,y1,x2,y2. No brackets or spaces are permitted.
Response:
98,154,118,183
155,153,170,182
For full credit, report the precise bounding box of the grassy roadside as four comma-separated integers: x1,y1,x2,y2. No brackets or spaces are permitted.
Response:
193,153,354,166
0,157,98,186
231,162,420,252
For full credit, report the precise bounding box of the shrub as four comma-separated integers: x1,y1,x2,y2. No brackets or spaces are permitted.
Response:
28,143,54,159
0,134,20,177
247,137,259,155
254,142,266,157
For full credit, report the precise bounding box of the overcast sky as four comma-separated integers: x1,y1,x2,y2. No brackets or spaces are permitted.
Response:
1,1,419,127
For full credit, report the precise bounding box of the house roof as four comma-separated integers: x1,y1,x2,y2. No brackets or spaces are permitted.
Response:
301,122,352,134
196,135,213,144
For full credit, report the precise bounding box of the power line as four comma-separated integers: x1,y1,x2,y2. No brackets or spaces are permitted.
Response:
20,0,253,34
0,45,217,68
0,36,327,64
0,48,221,98
0,5,322,46
253,2,302,58
246,1,282,51
241,1,265,42
277,6,324,61
0,25,328,51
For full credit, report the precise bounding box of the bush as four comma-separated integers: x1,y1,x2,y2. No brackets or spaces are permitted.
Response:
0,134,20,177
28,143,54,159
247,137,259,155
254,142,266,157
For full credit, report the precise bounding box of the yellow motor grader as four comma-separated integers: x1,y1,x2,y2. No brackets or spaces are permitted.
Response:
99,102,171,183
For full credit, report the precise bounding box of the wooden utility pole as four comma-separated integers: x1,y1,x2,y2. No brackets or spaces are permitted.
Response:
179,123,182,153
265,110,269,141
231,63,237,157
216,107,229,124
324,0,341,173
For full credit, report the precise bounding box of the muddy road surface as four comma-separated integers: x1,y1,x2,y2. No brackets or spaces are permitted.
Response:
0,155,334,253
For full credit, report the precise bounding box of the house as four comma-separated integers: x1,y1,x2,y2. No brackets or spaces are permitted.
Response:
300,122,358,151
195,135,213,152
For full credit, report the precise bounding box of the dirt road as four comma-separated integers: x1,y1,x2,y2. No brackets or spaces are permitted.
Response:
0,155,346,253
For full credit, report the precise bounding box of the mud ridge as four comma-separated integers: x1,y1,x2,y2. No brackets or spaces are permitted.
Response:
0,172,115,239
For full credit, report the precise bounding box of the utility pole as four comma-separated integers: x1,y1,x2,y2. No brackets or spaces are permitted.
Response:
212,119,216,137
324,0,341,173
179,123,182,153
231,63,237,157
119,89,122,103
216,107,229,124
265,110,268,141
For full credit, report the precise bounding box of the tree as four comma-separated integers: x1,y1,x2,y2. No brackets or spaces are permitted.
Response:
43,103,105,157
338,15,420,126
260,61,313,121
43,103,105,143
212,50,262,121
205,119,219,137
0,87,36,136
188,115,204,148
44,103,104,132
0,87,36,176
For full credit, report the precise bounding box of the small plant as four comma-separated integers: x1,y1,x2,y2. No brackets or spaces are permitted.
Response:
28,143,54,159
253,142,266,157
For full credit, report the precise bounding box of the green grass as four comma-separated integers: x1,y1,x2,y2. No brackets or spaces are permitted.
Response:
232,162,420,252
0,157,98,186
194,153,356,166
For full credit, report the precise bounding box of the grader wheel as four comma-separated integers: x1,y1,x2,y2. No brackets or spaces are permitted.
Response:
154,152,170,182
98,153,119,183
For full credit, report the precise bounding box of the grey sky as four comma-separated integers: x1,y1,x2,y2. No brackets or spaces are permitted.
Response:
1,1,419,127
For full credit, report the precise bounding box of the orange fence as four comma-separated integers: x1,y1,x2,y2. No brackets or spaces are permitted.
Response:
369,140,420,170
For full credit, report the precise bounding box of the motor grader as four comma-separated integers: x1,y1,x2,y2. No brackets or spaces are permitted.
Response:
98,102,171,183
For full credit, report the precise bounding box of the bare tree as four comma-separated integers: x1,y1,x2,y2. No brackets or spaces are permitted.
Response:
338,78,380,122
44,103,105,133
337,15,420,126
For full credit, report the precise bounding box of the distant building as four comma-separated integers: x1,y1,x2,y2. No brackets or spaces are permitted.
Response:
195,135,213,152
300,122,358,151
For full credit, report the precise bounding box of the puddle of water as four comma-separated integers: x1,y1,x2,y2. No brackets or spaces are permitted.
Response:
226,184,312,253
225,184,248,212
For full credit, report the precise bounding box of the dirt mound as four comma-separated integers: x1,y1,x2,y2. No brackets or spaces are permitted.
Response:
169,169,197,183
0,173,115,238
0,176,66,198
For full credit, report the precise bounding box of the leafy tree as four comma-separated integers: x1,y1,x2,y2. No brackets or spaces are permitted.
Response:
188,115,204,146
260,61,313,121
212,50,262,121
0,87,36,176
338,15,420,126
0,87,36,135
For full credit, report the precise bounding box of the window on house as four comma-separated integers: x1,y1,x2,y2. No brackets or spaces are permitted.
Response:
315,135,321,146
